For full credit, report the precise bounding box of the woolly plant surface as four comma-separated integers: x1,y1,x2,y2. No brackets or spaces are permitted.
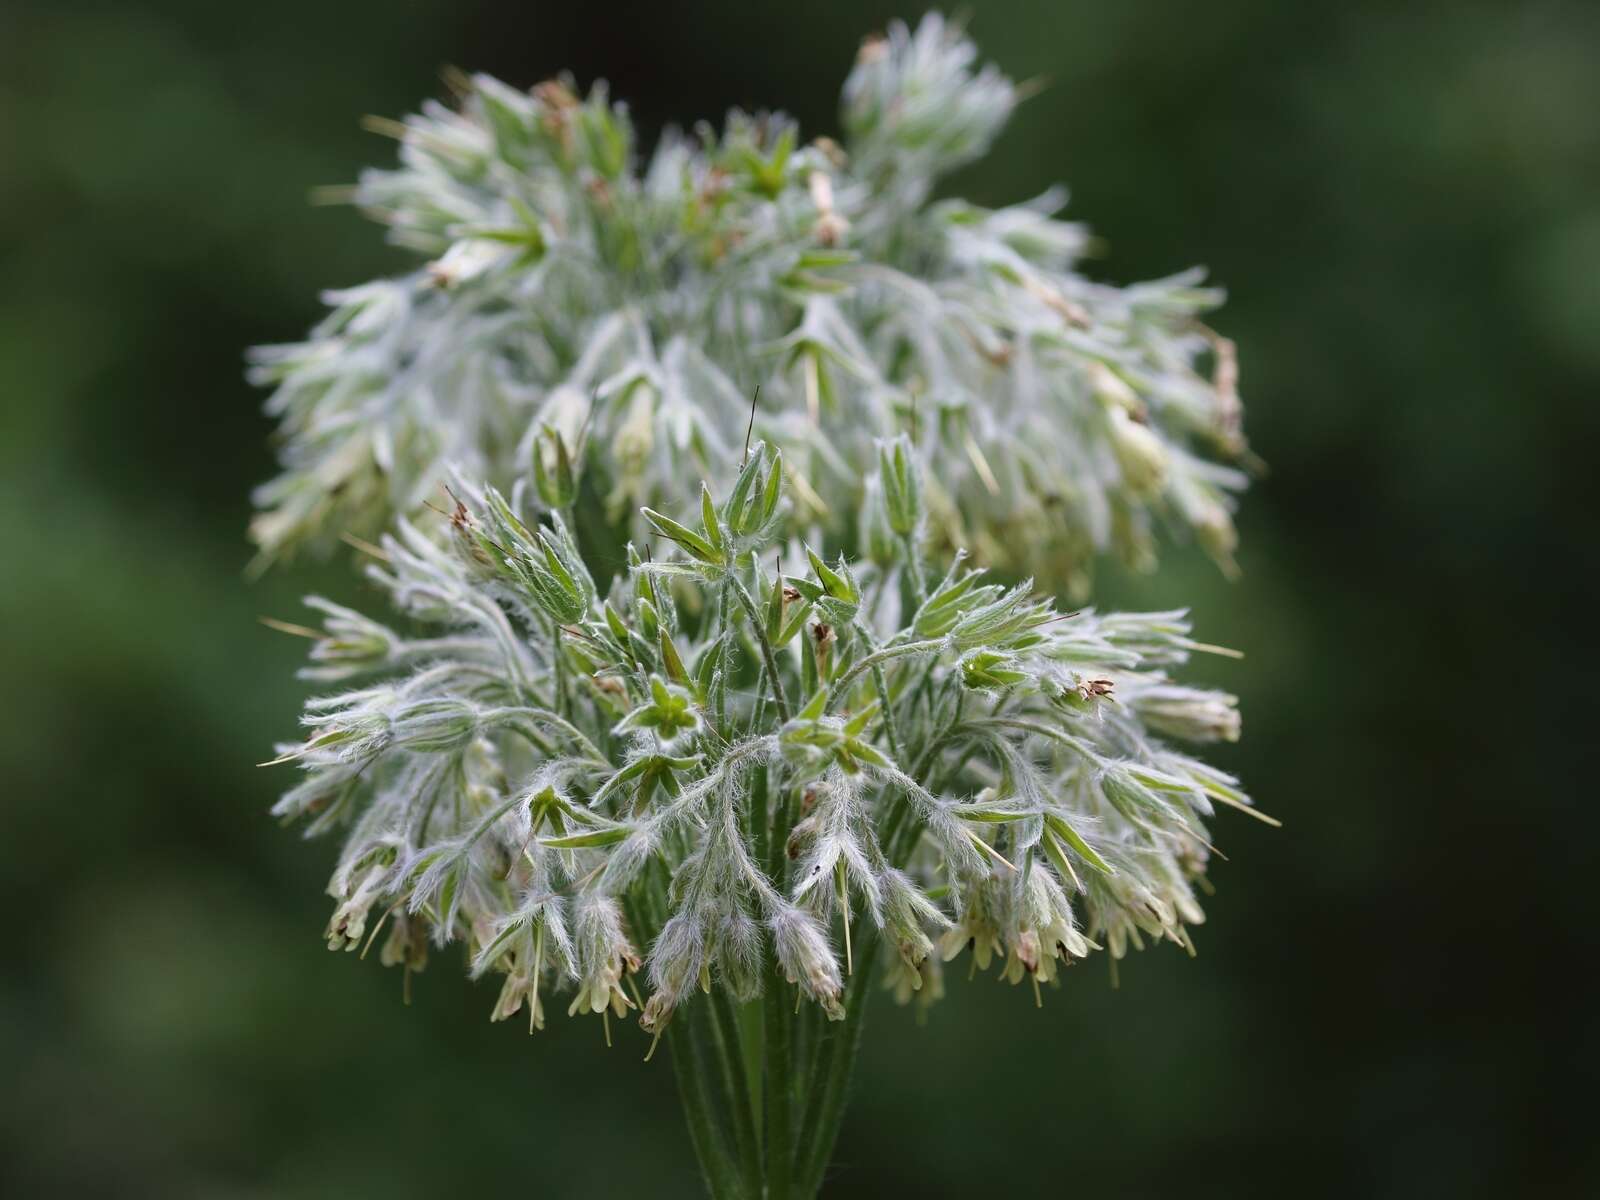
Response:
259,15,1267,1200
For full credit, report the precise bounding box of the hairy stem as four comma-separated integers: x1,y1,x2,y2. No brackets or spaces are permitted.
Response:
551,620,569,720
826,639,943,712
714,581,731,736
850,620,904,764
731,577,791,722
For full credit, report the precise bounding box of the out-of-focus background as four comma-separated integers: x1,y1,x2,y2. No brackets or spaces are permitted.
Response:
3,1,1596,1195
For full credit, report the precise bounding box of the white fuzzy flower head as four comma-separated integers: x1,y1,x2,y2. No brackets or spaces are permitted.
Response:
257,20,1273,1116
248,14,1252,598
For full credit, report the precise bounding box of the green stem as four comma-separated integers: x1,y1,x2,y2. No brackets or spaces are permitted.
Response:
652,742,881,1199
851,620,903,764
826,639,942,712
901,532,928,608
797,926,880,1195
626,888,743,1200
708,987,763,1192
714,581,731,735
670,1020,745,1200
763,953,796,1199
493,705,608,765
731,577,791,721
762,776,797,1199
551,620,569,720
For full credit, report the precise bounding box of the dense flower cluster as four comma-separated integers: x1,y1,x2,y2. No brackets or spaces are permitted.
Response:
250,14,1250,594
269,444,1268,1034
256,20,1268,1194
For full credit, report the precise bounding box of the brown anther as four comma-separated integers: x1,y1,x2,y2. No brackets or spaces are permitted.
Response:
533,80,578,110
812,136,848,169
814,214,848,248
699,167,730,205
980,341,1014,367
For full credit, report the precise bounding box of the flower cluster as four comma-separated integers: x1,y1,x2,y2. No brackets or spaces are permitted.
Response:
268,445,1267,1035
250,14,1250,594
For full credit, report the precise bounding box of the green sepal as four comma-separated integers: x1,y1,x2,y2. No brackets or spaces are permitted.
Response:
1042,812,1116,877
699,484,726,557
541,826,631,849
658,630,689,685
642,507,721,565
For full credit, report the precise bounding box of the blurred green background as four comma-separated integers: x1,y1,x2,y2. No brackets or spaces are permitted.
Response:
3,0,1596,1195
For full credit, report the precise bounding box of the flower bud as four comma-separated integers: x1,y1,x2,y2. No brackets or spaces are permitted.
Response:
1089,361,1140,414
808,170,850,246
723,443,784,541
946,583,1048,651
959,649,1029,691
613,383,656,485
876,435,922,537
911,559,986,638
298,599,398,682
803,546,860,625
1106,404,1169,498
712,909,763,1002
299,709,392,764
532,424,579,510
1133,686,1241,743
642,909,707,1032
1099,765,1166,824
857,476,898,567
426,237,511,288
392,698,480,753
1193,500,1239,572
770,905,844,1019
518,523,594,623
810,620,836,684
881,870,945,970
